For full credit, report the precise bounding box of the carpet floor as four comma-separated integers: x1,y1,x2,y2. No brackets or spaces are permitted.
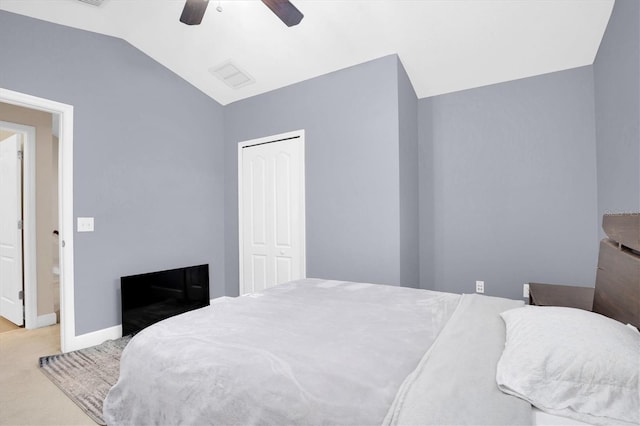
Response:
0,324,96,425
0,316,21,333
39,335,131,425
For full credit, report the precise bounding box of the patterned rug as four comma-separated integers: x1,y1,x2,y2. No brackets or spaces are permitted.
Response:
39,336,131,425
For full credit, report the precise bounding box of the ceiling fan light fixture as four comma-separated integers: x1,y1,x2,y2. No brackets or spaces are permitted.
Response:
261,0,304,27
179,0,302,26
180,0,210,25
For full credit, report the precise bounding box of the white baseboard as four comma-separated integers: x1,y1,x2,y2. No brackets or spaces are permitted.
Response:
64,324,123,353
36,313,57,328
63,298,234,353
210,296,233,305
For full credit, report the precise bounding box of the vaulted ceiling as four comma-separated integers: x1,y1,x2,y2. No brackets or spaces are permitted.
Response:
0,0,614,105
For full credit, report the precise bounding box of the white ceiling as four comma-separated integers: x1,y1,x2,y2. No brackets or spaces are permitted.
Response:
0,0,614,106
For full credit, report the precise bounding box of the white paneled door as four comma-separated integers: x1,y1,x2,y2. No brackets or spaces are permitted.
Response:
0,134,24,326
239,131,305,295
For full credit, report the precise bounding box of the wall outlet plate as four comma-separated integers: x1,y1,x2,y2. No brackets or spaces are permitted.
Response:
475,280,484,293
77,217,94,232
523,283,530,298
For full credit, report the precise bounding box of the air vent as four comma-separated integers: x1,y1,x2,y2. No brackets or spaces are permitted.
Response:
209,61,255,89
77,0,105,6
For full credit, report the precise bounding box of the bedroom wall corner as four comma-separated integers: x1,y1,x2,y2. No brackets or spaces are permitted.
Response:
397,57,420,289
417,98,435,291
223,55,403,295
418,67,599,300
0,11,226,335
593,0,640,227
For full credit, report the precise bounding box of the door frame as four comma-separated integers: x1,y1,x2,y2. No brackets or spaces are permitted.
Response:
0,88,75,353
0,121,36,328
237,129,306,295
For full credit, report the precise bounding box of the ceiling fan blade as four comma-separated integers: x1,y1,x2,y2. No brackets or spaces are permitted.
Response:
180,0,209,25
261,0,304,27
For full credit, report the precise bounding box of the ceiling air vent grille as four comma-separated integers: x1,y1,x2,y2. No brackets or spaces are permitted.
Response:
209,61,255,89
77,0,105,6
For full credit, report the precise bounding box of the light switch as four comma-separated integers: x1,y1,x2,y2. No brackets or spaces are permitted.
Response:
77,217,94,232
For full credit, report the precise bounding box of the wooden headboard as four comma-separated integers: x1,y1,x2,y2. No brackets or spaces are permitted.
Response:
592,214,640,329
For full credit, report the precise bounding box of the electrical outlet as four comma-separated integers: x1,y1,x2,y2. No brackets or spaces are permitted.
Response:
475,280,484,294
523,283,530,298
77,217,94,232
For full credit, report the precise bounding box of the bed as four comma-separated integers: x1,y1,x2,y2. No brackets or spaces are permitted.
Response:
103,215,639,425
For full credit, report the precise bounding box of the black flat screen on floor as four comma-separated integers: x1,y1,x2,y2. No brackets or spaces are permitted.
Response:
120,264,209,336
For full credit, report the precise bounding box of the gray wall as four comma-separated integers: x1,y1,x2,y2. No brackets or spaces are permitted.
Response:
594,0,640,223
397,60,419,288
1,2,633,334
418,100,436,290
418,67,600,299
0,11,226,334
224,56,405,295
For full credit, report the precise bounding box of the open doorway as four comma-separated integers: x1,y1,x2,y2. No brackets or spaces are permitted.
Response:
0,121,38,331
0,110,59,333
0,88,76,353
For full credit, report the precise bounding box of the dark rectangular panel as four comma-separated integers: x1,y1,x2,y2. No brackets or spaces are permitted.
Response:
121,264,210,336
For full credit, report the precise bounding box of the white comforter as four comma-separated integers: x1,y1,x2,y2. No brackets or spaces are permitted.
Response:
103,278,528,425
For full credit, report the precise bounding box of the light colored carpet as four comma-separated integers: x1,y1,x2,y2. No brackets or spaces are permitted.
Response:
0,324,96,425
39,335,131,425
0,316,20,333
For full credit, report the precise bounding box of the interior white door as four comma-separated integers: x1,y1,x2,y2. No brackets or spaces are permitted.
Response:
0,134,24,326
240,136,305,294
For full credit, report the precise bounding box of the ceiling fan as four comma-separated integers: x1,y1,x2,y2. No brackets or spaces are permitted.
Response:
180,0,304,27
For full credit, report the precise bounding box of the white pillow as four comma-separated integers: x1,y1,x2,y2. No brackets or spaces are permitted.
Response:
496,306,639,426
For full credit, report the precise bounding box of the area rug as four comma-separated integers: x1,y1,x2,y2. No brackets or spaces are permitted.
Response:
39,335,131,425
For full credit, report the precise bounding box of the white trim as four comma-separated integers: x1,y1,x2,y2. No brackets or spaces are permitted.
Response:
36,312,57,328
237,129,306,296
0,88,76,353
65,324,122,352
0,121,37,329
210,296,234,306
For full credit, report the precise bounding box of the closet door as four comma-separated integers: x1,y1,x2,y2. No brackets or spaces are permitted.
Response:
239,131,305,295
